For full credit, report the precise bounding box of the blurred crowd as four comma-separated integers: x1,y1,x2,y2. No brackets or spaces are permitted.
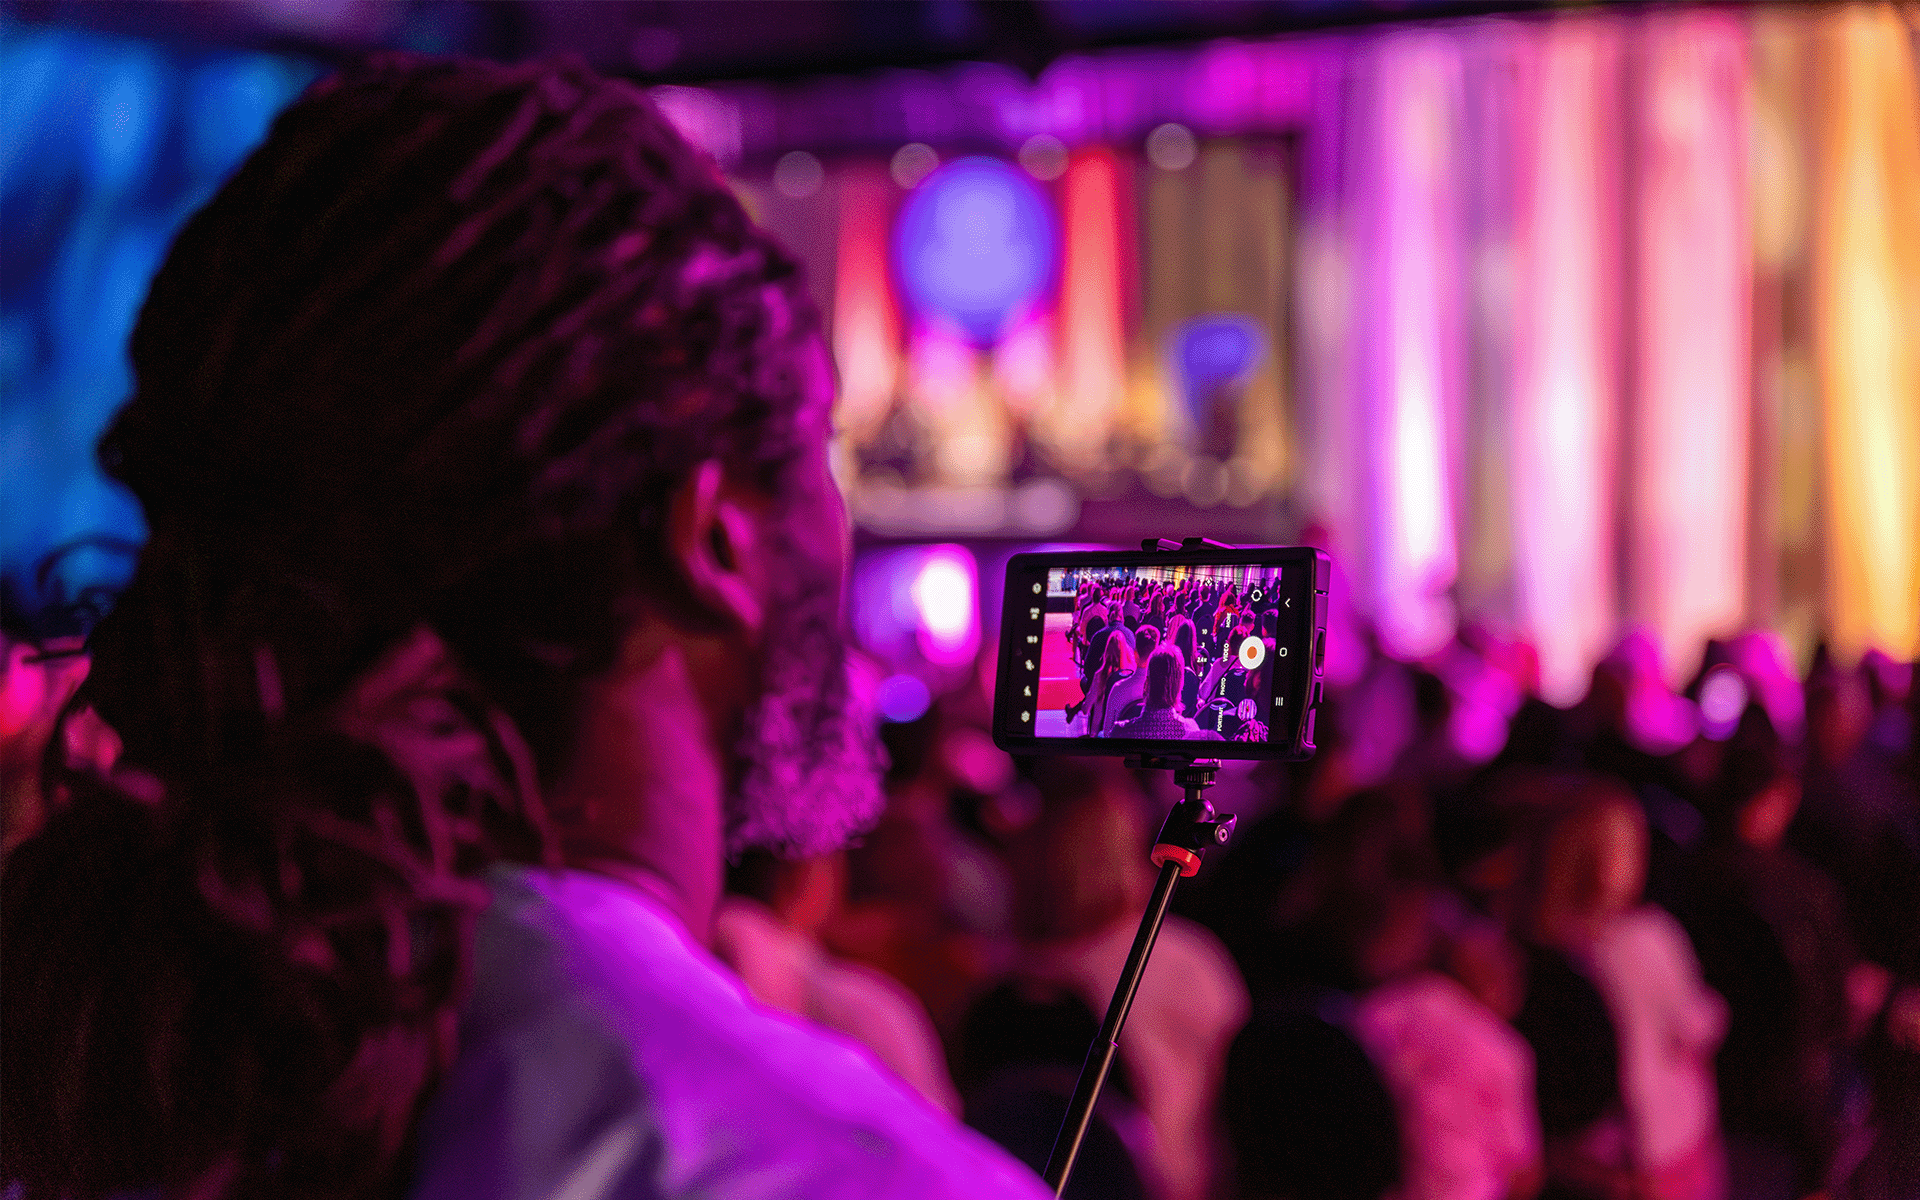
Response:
720,620,1919,1200
4,613,1916,1200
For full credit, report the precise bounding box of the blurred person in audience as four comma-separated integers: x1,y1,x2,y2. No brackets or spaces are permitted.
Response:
714,849,961,1113
1500,773,1629,1200
835,702,1014,1032
1067,611,1109,723
1334,788,1545,1200
1070,605,1136,726
1168,615,1205,715
1845,975,1920,1200
1114,646,1222,742
1791,648,1920,985
1,54,1052,1200
996,757,1250,1200
1177,694,1362,1001
1097,625,1158,737
1529,779,1726,1200
1677,704,1862,1200
1085,632,1140,738
1211,586,1244,652
1224,995,1403,1200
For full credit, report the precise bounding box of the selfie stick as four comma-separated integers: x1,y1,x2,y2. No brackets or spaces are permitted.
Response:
1041,538,1240,1197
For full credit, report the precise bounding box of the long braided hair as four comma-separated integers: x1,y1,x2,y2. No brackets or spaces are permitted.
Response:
1,54,820,1200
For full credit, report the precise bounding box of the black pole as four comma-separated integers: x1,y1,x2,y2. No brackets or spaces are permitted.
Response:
1041,760,1234,1196
1041,857,1183,1194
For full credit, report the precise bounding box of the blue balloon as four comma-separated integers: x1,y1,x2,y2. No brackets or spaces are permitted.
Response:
893,156,1058,345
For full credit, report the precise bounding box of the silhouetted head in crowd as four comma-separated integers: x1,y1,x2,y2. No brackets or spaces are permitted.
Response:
1703,703,1800,848
1276,782,1440,989
1145,645,1186,712
1135,624,1161,660
2,54,882,1200
1224,1001,1403,1200
1007,758,1151,944
1169,617,1198,673
1806,645,1873,768
1520,776,1647,949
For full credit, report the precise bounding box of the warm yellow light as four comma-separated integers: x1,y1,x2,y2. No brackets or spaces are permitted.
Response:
1813,3,1920,661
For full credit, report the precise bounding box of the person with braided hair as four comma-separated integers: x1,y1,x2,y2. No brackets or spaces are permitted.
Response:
0,54,1052,1200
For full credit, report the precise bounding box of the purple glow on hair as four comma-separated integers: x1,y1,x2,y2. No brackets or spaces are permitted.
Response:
1607,629,1700,753
1697,664,1748,741
1724,630,1805,743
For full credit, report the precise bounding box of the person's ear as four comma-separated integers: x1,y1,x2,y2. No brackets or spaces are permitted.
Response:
666,459,768,637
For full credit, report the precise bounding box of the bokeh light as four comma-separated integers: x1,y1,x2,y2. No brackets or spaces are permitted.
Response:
892,156,1058,345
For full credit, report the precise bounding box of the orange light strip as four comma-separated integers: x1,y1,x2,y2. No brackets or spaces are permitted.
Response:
1051,149,1126,469
1813,3,1920,661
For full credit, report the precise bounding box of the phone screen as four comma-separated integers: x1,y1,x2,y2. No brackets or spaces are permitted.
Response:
995,547,1328,761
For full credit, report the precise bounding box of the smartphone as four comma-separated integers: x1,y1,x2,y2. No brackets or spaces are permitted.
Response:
993,544,1331,761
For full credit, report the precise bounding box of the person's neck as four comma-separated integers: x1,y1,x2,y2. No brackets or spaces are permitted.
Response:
550,636,730,945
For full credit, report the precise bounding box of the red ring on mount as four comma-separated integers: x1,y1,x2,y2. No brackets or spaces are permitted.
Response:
1149,844,1202,877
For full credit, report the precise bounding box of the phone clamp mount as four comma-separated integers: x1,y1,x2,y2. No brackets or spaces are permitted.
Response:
1040,540,1242,1197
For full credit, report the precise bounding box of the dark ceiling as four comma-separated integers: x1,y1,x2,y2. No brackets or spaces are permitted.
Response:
4,0,1602,82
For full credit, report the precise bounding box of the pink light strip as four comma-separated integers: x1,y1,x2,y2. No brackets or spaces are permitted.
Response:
1628,10,1753,686
1509,18,1624,704
1360,33,1465,660
831,168,901,443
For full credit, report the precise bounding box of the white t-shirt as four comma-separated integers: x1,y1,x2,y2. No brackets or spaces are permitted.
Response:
711,897,961,1115
1584,904,1725,1171
1353,971,1542,1200
409,866,1054,1200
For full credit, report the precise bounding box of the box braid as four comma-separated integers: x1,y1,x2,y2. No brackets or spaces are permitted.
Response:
2,53,820,1200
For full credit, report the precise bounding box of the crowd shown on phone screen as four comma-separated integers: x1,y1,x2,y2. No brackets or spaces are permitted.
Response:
1065,577,1276,743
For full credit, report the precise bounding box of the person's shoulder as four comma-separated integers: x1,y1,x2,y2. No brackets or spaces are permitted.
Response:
1603,903,1693,957
414,866,1052,1200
